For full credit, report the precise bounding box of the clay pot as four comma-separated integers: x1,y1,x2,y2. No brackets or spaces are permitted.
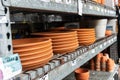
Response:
75,68,89,80
101,56,108,71
105,30,112,36
106,58,115,72
90,59,95,70
101,0,105,4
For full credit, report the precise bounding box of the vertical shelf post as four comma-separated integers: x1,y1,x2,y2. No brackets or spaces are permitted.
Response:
0,1,13,57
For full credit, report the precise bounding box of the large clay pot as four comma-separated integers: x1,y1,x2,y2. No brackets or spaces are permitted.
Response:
75,68,89,80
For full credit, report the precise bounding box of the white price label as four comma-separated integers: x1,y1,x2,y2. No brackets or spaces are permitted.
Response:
71,60,77,66
0,54,22,80
108,40,111,43
100,45,102,48
39,74,49,80
89,5,93,10
104,42,107,46
91,49,95,53
111,39,114,42
0,16,7,23
78,0,83,15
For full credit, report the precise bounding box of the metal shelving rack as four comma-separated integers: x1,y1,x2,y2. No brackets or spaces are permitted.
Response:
0,0,118,80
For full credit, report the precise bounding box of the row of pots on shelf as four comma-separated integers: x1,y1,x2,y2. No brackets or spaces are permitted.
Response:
13,28,112,71
13,28,97,70
90,53,115,72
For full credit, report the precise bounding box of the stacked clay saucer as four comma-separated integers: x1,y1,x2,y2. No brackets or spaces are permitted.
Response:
13,38,53,71
31,31,79,54
70,28,96,46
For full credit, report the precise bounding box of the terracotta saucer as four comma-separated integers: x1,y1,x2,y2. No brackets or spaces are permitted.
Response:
13,38,51,48
22,53,53,67
19,46,53,57
21,50,53,61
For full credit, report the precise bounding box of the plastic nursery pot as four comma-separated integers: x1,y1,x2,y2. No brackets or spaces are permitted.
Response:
105,30,112,36
75,68,89,80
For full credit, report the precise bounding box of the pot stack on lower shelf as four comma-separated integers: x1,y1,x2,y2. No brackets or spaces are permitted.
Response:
90,53,115,72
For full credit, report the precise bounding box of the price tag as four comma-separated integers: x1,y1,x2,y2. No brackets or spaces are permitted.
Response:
104,42,107,46
89,5,93,10
0,54,22,80
108,40,111,43
111,39,114,42
100,45,102,48
91,49,95,53
0,16,7,23
71,59,77,66
39,74,49,80
78,0,83,15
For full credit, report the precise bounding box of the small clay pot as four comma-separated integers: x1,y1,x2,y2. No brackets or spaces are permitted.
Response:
105,30,112,36
75,68,89,80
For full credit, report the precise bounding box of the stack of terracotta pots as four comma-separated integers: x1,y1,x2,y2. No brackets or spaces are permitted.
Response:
90,59,95,70
90,53,115,72
95,53,103,71
106,59,115,72
13,38,53,70
75,68,89,80
31,31,79,54
70,28,96,46
101,56,107,71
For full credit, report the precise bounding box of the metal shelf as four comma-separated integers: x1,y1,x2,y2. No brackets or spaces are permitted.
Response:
1,0,117,17
63,64,119,80
14,35,117,80
82,1,116,17
90,65,119,80
2,0,77,14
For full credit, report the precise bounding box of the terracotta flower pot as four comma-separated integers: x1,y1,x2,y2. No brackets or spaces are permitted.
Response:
105,30,112,36
90,59,95,70
75,68,89,80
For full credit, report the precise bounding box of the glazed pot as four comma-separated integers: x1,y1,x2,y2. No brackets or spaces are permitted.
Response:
75,68,89,80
